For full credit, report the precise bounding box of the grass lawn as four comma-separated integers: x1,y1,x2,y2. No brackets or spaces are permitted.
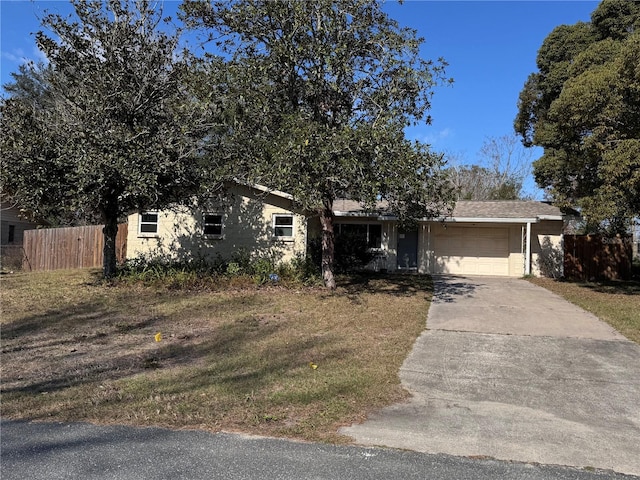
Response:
0,269,431,443
528,277,640,344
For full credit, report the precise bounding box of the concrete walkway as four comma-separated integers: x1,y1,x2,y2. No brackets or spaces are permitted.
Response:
340,276,640,476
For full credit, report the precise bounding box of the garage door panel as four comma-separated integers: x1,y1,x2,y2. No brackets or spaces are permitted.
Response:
433,227,510,276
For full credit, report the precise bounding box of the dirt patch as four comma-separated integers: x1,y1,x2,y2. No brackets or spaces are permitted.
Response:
0,270,432,442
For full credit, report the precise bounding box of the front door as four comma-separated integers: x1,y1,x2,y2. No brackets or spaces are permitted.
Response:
397,228,418,270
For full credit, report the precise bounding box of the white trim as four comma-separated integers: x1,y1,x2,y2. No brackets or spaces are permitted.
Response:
333,210,395,221
443,217,539,224
333,212,556,224
241,182,294,200
138,211,159,237
272,213,294,240
525,221,532,275
203,212,224,239
334,222,383,249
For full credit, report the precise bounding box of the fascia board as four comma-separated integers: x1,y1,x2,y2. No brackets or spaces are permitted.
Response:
438,217,539,224
333,213,562,224
250,183,294,200
334,211,396,221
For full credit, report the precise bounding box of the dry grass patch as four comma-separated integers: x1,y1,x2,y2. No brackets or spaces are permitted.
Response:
528,277,640,344
1,269,431,442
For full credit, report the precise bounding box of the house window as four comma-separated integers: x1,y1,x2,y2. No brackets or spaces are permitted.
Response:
273,214,294,239
139,212,159,235
336,223,382,249
8,225,15,244
367,224,382,249
204,213,223,237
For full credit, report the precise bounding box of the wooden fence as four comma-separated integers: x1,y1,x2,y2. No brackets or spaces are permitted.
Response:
564,234,632,281
22,224,128,271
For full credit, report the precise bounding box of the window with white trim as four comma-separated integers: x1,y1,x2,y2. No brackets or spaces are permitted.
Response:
273,214,294,239
204,213,223,237
336,223,382,249
139,212,159,235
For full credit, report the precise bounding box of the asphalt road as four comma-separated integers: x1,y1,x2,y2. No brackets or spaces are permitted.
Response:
0,419,635,480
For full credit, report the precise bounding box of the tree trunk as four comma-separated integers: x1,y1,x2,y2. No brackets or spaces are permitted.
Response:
102,214,119,279
319,198,336,289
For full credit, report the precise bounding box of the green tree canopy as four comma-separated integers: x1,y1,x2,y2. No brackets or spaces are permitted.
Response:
182,0,455,288
1,0,224,277
515,0,640,233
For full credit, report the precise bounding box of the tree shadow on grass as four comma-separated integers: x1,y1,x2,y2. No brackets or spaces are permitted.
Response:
336,272,433,299
0,295,348,411
557,278,640,296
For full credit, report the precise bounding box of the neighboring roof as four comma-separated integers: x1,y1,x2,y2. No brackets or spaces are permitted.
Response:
332,199,564,222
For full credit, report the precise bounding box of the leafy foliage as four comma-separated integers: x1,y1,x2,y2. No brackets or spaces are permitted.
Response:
515,0,640,233
118,249,320,288
0,0,224,277
308,233,376,274
182,0,455,287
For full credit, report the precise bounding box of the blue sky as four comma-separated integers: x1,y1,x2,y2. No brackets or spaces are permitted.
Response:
1,1,599,197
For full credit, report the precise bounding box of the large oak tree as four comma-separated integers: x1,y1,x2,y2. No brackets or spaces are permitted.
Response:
182,0,455,288
0,0,224,277
515,0,640,233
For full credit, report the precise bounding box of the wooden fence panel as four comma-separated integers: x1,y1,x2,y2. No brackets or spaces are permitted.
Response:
22,224,127,272
564,234,632,281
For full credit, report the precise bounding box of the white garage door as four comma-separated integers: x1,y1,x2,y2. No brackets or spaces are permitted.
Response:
433,227,510,276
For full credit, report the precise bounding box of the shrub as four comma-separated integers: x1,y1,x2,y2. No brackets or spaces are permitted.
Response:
118,248,319,288
277,253,321,285
334,231,377,273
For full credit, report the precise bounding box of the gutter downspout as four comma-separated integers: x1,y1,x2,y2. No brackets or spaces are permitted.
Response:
525,221,532,275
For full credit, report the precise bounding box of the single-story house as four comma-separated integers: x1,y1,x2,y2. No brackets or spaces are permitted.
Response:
126,184,566,277
1,201,43,270
127,184,308,266
0,202,41,246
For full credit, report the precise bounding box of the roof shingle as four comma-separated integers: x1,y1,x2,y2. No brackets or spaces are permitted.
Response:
332,199,563,220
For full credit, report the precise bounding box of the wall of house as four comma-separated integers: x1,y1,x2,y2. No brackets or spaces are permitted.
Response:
418,221,562,277
276,214,564,278
381,221,396,271
508,225,525,276
126,185,307,264
531,220,564,277
1,205,40,245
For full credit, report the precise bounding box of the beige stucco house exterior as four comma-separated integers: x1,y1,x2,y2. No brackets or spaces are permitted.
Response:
329,199,565,277
127,184,308,265
127,185,566,278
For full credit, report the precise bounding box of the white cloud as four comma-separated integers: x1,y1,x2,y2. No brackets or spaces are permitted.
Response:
31,46,49,65
412,127,453,146
1,48,26,64
1,47,48,67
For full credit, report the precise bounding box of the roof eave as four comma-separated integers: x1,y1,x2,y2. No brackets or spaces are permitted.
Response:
441,217,539,224
334,211,395,220
332,213,564,223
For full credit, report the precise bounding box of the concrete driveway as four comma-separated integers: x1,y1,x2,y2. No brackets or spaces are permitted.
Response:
340,275,640,476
